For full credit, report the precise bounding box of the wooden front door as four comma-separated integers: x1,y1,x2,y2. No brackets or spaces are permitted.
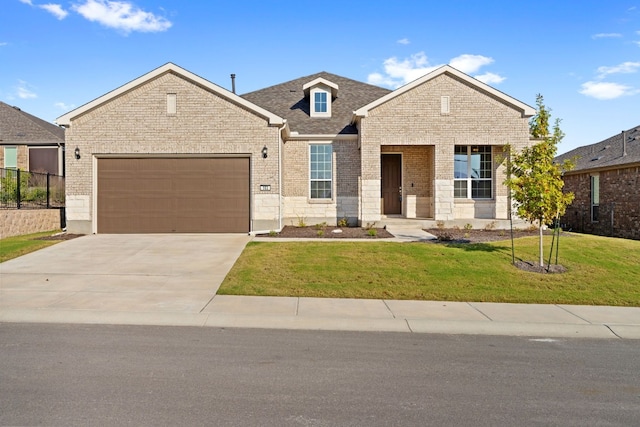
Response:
382,154,402,215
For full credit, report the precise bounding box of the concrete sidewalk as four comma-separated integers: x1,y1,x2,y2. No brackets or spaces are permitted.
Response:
3,295,640,340
1,232,640,339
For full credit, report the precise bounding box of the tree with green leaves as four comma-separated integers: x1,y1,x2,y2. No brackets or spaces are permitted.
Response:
505,94,574,267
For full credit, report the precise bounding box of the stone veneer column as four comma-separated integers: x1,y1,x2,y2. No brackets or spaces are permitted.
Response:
359,129,382,224
434,144,454,220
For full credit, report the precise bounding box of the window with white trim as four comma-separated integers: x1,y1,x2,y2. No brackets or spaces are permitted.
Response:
310,144,332,199
4,146,17,169
591,174,599,222
314,92,327,113
454,145,492,199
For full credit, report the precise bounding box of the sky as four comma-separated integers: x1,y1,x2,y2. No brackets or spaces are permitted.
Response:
2,0,639,155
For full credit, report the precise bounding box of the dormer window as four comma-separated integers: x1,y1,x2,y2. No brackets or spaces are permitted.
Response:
314,92,328,113
303,77,339,118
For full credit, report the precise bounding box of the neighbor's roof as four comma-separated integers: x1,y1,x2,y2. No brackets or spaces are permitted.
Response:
0,101,64,145
556,125,640,172
354,65,536,119
241,71,391,136
56,62,285,127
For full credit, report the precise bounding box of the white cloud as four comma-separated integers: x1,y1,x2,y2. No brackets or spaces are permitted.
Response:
596,61,640,78
39,4,68,19
579,81,636,99
367,51,504,88
54,101,75,111
449,54,494,74
397,38,410,45
16,80,37,99
19,0,68,19
72,0,172,34
474,72,506,84
591,33,622,39
0,42,8,46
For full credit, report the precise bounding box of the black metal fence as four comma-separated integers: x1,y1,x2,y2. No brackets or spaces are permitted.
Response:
0,168,65,209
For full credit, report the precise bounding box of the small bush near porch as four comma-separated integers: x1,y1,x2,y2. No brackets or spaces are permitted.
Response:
220,234,640,306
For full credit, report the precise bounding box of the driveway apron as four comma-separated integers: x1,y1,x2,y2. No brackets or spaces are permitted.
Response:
0,234,251,315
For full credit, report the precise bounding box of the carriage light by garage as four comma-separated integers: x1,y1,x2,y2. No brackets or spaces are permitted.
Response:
262,146,268,159
74,147,81,160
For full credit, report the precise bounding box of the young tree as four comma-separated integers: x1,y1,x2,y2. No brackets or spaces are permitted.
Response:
505,94,574,267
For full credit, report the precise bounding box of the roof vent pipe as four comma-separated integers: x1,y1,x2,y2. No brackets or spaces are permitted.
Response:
231,73,236,94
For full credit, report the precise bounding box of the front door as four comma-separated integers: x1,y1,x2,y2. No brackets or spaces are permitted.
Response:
382,154,402,215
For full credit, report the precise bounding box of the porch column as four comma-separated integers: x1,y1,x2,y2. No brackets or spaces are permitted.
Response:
360,140,381,225
434,144,455,220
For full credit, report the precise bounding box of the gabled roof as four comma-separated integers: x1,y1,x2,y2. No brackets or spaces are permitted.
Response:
302,77,339,98
241,71,391,135
56,62,284,127
0,101,64,145
353,65,536,119
555,125,640,172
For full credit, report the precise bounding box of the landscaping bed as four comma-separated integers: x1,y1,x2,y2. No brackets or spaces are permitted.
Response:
258,225,393,239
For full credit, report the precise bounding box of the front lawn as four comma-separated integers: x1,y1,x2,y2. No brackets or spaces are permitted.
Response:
219,233,640,306
0,231,64,263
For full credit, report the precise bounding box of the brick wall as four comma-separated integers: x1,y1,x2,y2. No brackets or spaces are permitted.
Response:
64,71,281,233
282,138,360,225
0,209,63,239
360,73,530,221
561,166,640,240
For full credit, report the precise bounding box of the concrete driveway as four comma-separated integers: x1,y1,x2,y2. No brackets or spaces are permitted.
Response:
0,234,251,324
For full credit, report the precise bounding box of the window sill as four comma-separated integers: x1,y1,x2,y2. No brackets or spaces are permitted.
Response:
308,198,334,204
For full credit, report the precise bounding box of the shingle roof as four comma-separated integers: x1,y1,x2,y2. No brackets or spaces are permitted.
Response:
240,72,391,135
0,101,65,144
556,125,640,172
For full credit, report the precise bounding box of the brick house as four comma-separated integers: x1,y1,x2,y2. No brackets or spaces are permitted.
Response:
57,63,534,234
1,101,65,175
556,126,640,240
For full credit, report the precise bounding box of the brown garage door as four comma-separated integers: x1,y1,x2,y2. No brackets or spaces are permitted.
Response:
97,157,250,233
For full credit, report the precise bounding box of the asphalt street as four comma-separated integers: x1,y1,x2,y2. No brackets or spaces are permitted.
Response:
1,323,639,426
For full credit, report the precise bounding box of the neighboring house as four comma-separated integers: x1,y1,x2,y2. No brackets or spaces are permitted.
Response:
56,63,534,234
0,101,65,175
556,126,640,240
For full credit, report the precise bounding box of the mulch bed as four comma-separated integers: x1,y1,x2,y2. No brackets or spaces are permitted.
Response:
426,228,542,244
257,225,394,239
35,233,84,241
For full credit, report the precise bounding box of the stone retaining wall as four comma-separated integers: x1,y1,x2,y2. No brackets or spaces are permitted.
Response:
0,209,63,239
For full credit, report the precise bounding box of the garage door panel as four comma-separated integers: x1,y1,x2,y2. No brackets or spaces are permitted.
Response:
98,158,250,233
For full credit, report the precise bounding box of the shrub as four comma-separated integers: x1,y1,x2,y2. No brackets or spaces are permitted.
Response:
437,233,453,242
337,217,349,228
367,229,377,237
464,223,473,230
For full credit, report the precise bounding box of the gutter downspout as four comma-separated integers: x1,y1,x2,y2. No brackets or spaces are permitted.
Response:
278,120,287,232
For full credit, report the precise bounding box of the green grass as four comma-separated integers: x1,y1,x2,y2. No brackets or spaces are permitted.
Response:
219,233,640,306
0,231,63,263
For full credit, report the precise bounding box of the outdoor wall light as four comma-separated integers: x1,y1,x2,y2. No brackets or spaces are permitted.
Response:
262,145,268,159
74,147,81,160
